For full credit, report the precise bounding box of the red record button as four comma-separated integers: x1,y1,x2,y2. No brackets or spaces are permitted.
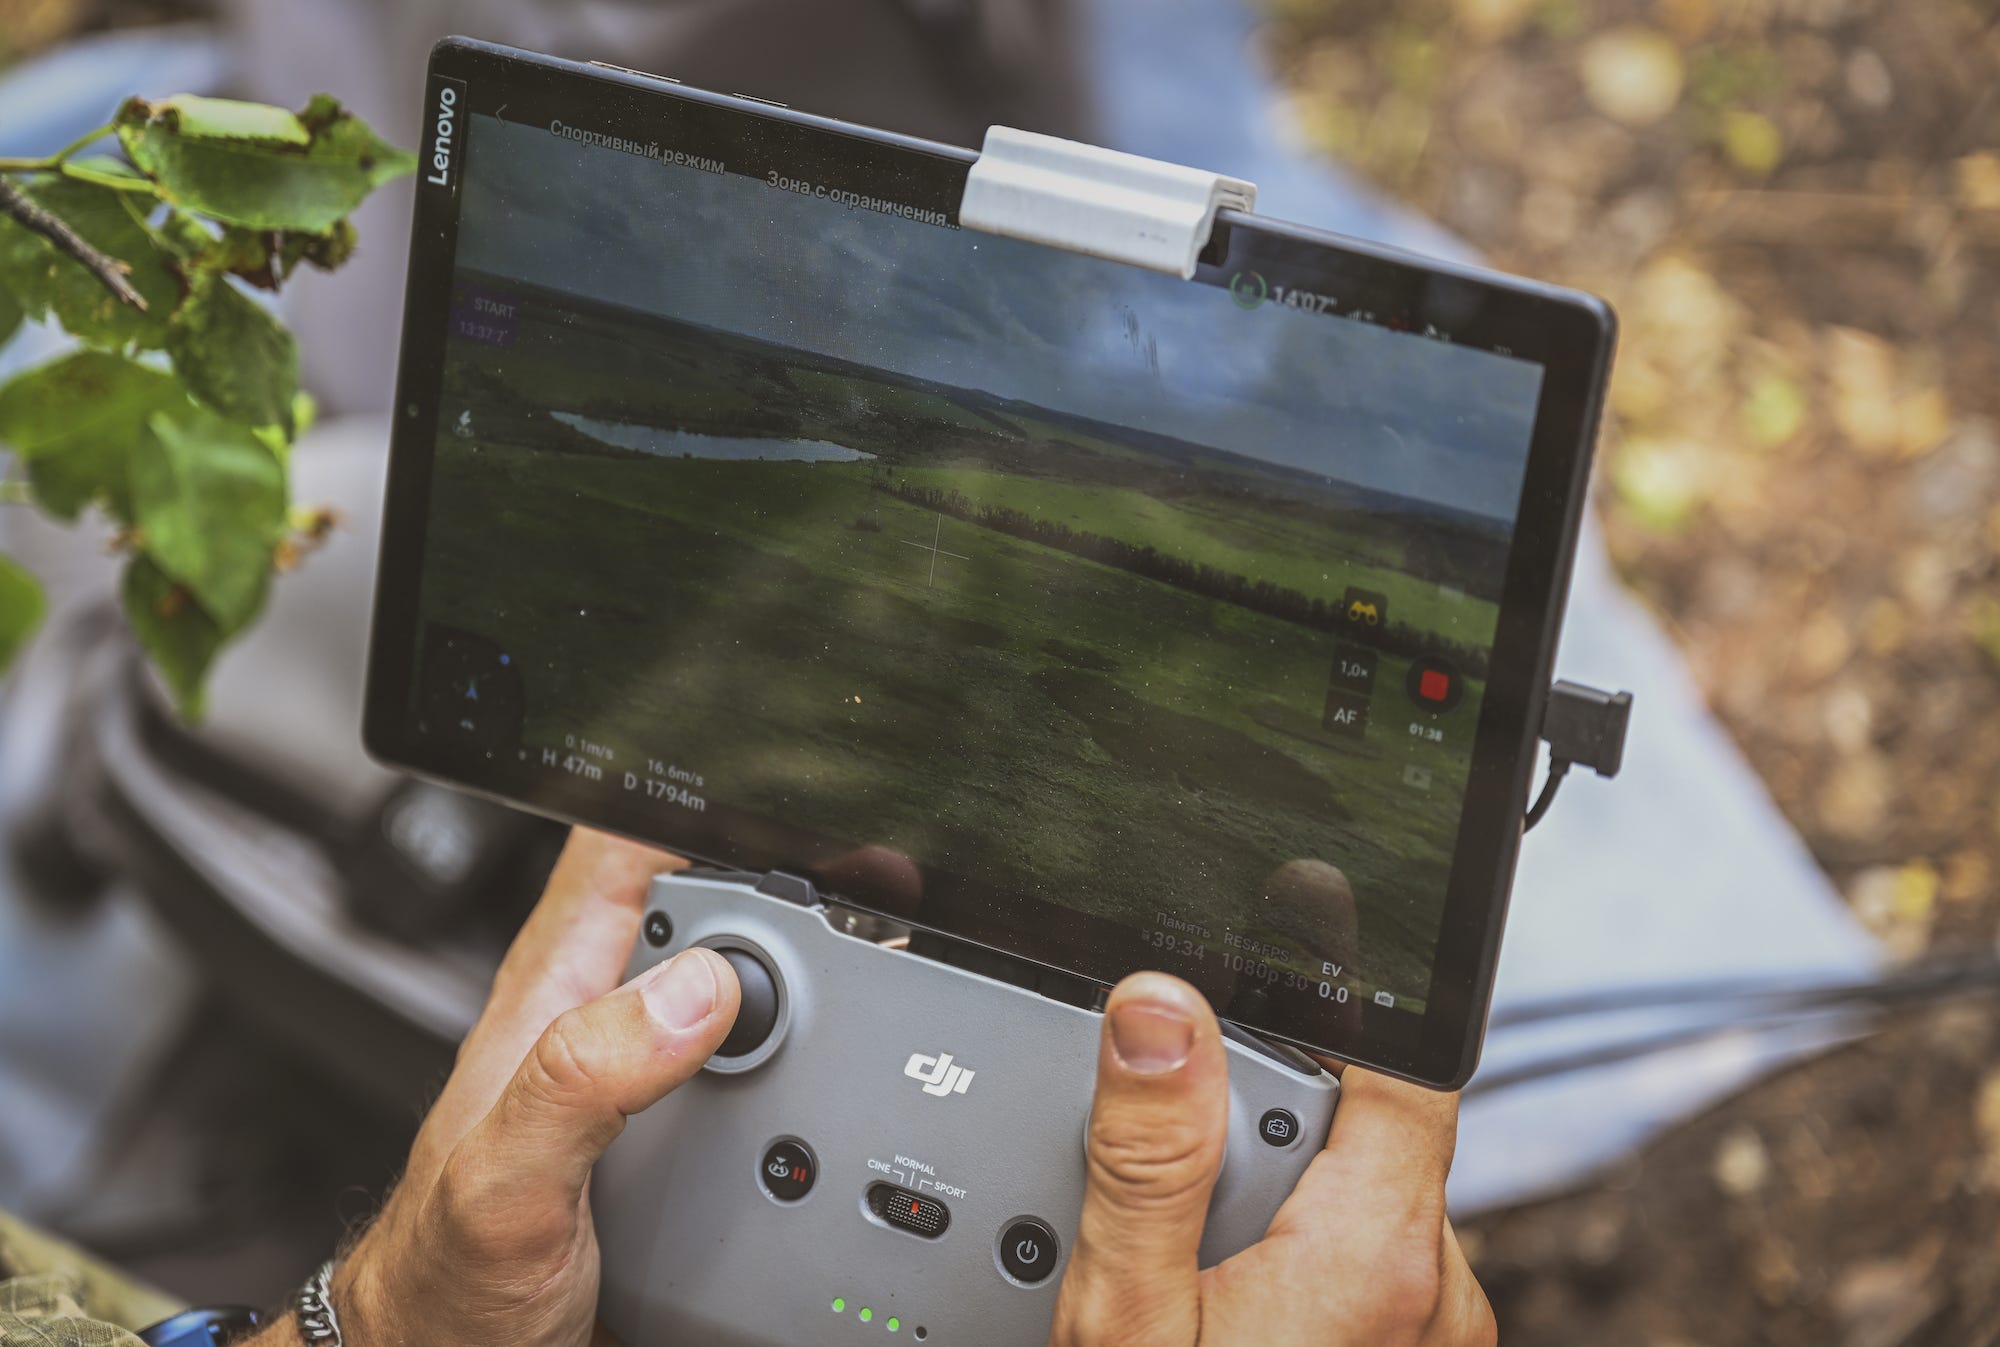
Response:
1405,656,1464,713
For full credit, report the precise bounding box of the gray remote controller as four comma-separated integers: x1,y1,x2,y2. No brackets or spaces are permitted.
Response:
594,870,1340,1347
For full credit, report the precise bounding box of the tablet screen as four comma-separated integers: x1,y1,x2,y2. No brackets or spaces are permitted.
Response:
369,48,1611,1081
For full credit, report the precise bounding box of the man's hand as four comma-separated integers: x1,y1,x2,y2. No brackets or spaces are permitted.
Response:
266,830,741,1347
1050,973,1494,1347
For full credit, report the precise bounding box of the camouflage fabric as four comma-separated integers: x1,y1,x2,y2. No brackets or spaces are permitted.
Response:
0,1271,149,1347
0,1210,183,1347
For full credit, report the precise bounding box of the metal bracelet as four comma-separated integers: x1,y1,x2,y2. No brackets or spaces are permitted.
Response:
295,1260,345,1346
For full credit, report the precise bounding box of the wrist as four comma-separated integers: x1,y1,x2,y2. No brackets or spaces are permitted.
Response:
240,1316,309,1347
326,1222,410,1347
238,1228,396,1347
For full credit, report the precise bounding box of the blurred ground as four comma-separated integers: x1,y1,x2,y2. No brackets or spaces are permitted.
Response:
1254,0,2000,1340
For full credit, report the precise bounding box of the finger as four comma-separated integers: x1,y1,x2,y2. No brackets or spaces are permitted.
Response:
1264,859,1359,970
1050,973,1226,1347
1242,1071,1477,1345
818,844,923,918
478,835,685,1072
411,832,690,1177
1322,1068,1459,1182
499,829,690,1010
1274,1066,1459,1243
1264,858,1363,1042
437,946,741,1242
1437,1222,1498,1346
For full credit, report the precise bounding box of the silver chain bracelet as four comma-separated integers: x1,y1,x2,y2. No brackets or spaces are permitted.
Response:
295,1260,345,1346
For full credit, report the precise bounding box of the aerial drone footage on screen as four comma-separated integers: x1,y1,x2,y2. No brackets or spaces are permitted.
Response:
413,111,1535,1010
364,48,1613,1076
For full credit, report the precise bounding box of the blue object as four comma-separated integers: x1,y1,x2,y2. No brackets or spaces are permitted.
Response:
138,1306,264,1347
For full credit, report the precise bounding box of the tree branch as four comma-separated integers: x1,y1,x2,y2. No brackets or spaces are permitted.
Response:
0,177,148,312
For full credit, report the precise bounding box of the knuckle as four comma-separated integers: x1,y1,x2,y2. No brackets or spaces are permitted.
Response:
1050,1280,1161,1347
430,1149,514,1260
1086,1114,1216,1207
1343,1243,1451,1347
1378,1251,1446,1330
429,1144,570,1271
526,1008,600,1105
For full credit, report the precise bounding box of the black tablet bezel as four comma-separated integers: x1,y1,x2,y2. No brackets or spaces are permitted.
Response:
363,37,1615,1089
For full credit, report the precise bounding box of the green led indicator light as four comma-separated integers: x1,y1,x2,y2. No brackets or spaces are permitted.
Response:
860,1308,873,1324
832,1299,845,1313
888,1318,901,1332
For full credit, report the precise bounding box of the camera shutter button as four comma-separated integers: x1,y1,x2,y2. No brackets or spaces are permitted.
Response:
1257,1108,1301,1148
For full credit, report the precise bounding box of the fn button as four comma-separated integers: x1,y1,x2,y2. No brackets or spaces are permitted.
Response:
998,1218,1060,1284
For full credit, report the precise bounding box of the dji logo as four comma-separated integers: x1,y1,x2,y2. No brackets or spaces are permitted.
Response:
903,1052,975,1098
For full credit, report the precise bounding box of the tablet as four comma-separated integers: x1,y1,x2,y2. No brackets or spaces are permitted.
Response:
364,38,1615,1087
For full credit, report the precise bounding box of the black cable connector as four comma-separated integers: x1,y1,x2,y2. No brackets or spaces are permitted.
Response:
1543,679,1634,778
1522,680,1634,832
1523,759,1571,831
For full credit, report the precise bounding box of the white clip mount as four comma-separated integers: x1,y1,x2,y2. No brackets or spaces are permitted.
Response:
959,127,1257,280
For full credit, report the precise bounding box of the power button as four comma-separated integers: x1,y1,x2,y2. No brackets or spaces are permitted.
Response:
998,1217,1059,1285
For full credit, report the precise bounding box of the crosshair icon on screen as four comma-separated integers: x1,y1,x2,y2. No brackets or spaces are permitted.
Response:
900,513,970,588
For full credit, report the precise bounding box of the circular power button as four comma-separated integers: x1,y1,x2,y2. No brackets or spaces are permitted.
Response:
998,1218,1059,1284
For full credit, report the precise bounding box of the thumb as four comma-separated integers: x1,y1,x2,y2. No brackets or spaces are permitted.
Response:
1052,973,1227,1347
446,946,741,1224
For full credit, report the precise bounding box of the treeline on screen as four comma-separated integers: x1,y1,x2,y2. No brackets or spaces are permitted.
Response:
877,482,1492,678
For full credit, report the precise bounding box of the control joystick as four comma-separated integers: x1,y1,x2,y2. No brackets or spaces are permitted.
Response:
594,870,1339,1347
711,946,782,1058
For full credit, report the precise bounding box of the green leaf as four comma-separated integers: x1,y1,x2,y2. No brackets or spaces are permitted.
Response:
121,554,226,720
203,224,281,286
0,175,182,350
0,350,189,521
59,155,158,194
132,95,313,146
156,209,217,262
131,404,285,630
165,273,298,432
0,278,20,349
201,220,360,292
0,553,45,672
278,218,357,275
253,390,317,459
116,94,417,233
290,388,317,439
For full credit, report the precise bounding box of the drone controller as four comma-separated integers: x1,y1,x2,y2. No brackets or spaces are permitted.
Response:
592,870,1340,1347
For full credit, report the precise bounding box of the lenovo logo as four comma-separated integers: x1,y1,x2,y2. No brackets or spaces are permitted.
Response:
903,1052,975,1098
426,82,460,188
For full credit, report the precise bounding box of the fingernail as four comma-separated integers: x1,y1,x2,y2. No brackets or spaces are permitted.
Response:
644,948,719,1031
1110,1001,1195,1075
